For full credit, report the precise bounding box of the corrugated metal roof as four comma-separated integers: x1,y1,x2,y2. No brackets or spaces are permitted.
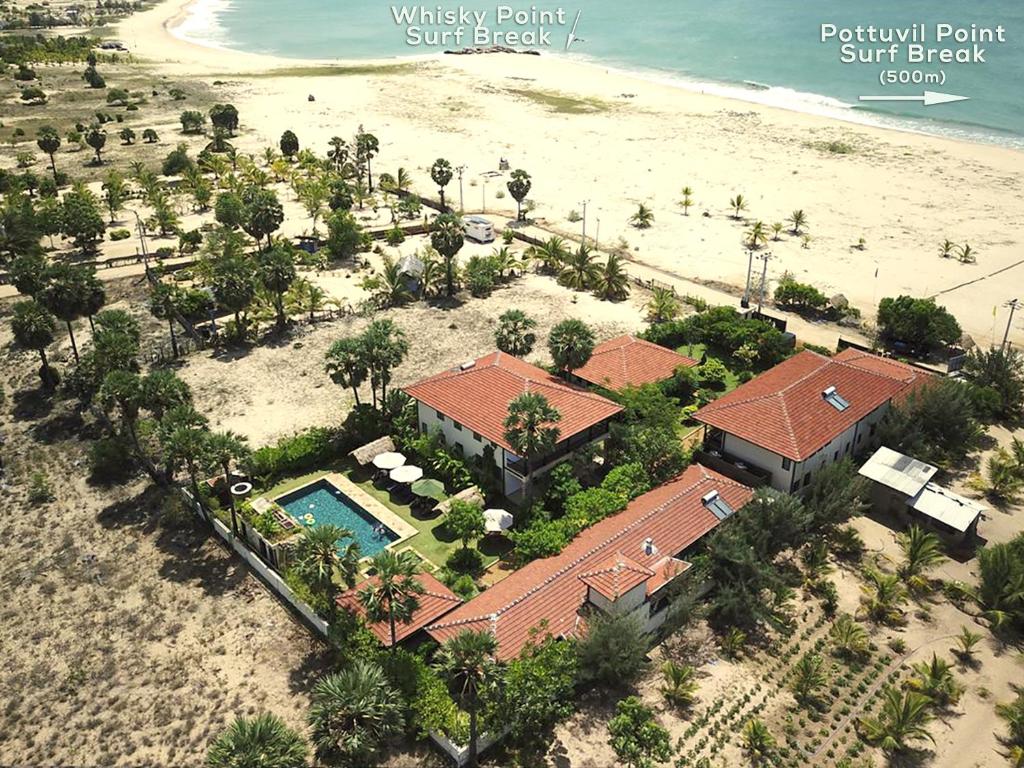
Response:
859,446,938,497
909,484,986,533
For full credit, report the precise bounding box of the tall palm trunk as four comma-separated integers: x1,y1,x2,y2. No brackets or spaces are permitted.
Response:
66,321,79,362
48,154,58,182
467,699,479,768
222,459,238,536
124,416,162,484
350,383,361,407
38,347,55,390
388,603,398,649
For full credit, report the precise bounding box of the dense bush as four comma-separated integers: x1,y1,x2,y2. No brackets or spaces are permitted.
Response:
641,305,790,368
88,435,135,483
877,295,961,353
246,427,339,484
774,279,828,312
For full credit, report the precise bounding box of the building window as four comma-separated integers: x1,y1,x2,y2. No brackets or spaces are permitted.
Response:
472,432,481,442
420,422,428,433
803,472,812,488
870,423,877,436
782,457,791,471
452,420,462,432
436,412,446,423
453,442,464,457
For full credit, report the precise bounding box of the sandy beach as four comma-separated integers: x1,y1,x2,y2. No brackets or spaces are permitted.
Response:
115,0,1024,347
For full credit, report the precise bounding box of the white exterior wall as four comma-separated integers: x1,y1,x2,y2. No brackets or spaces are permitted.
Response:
720,433,793,492
416,402,504,471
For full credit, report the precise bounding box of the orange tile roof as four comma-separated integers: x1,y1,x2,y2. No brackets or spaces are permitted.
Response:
336,572,462,647
572,334,698,391
578,552,655,600
402,351,623,453
645,557,691,594
426,464,754,660
694,349,929,462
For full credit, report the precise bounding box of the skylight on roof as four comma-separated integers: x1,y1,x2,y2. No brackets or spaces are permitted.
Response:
701,490,735,521
822,385,850,411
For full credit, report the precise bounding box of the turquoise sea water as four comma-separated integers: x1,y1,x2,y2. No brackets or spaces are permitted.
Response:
181,0,1024,147
277,479,398,556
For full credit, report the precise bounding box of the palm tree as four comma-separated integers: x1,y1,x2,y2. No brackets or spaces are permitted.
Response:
372,254,414,307
325,336,369,406
255,245,297,329
790,654,826,706
745,220,768,249
435,629,498,768
958,243,977,263
729,194,748,219
11,300,58,389
159,405,212,503
829,614,868,660
898,525,946,592
859,688,935,754
207,712,308,768
771,221,784,241
740,718,776,765
294,524,360,615
395,166,411,192
629,203,654,229
644,286,680,323
37,126,61,182
430,213,464,297
788,209,808,234
996,690,1024,746
358,549,425,649
206,430,250,536
907,653,962,707
679,186,694,215
494,309,537,357
951,625,983,665
286,278,329,323
938,239,957,258
593,254,629,300
659,661,698,708
430,158,453,210
327,136,348,171
503,392,561,499
39,263,88,362
860,567,908,625
558,244,600,291
530,236,570,275
982,448,1024,502
548,318,595,375
489,246,517,281
308,660,405,765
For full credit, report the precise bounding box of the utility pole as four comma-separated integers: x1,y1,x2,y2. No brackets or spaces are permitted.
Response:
741,249,754,308
1002,298,1020,350
456,165,466,212
595,218,601,251
133,210,150,278
756,251,774,313
580,199,589,244
481,178,487,213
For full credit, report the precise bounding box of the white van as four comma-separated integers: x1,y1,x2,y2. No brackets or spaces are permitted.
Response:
462,216,495,243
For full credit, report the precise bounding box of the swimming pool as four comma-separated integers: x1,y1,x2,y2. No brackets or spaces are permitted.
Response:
276,479,398,557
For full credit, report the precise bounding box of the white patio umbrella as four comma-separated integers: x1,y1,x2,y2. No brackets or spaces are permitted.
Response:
389,465,424,484
372,452,406,470
483,508,514,534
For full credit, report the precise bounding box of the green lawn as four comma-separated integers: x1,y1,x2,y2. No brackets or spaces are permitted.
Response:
678,343,742,394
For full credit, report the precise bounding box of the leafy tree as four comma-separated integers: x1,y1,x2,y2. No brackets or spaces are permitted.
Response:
162,142,194,176
548,318,595,375
963,346,1024,420
180,110,206,133
506,169,532,221
629,203,654,229
877,379,982,465
209,103,240,136
324,210,363,261
101,170,127,223
215,191,246,230
255,244,297,329
877,295,962,352
36,125,61,182
241,186,284,249
858,688,934,754
503,392,561,498
60,183,106,252
206,712,308,768
558,245,600,291
307,660,404,765
325,336,369,406
294,176,329,235
593,254,629,301
607,696,671,768
446,499,485,549
119,127,135,145
803,459,868,534
435,630,498,768
774,278,827,312
357,549,424,648
577,611,648,688
660,661,698,709
740,718,777,765
430,158,453,209
11,300,58,388
495,309,537,357
279,130,299,159
142,128,159,143
430,213,465,297
1,195,42,264
85,128,106,164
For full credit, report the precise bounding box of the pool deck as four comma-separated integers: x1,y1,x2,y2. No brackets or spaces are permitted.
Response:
272,472,418,546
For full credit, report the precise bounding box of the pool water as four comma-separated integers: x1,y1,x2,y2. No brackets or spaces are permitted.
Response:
276,479,398,557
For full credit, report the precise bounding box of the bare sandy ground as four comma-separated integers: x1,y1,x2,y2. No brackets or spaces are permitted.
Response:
113,0,1024,348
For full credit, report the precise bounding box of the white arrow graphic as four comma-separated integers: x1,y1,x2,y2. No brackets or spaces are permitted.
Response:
859,91,970,107
565,9,582,50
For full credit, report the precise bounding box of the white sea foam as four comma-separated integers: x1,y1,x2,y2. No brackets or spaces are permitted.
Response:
170,0,235,51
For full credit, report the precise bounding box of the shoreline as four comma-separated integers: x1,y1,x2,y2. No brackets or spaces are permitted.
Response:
139,0,1024,152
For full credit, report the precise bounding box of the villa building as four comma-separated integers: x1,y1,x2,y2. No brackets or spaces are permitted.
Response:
403,351,623,497
693,349,930,492
570,334,698,392
426,464,754,661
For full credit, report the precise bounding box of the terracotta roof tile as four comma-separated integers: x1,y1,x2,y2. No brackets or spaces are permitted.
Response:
694,350,930,462
578,552,655,600
402,351,623,453
336,572,462,647
572,335,698,391
426,465,754,660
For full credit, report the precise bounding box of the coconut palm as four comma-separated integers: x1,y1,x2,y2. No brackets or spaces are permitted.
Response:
771,221,784,241
659,661,698,709
679,186,694,215
206,712,308,768
489,246,517,281
529,236,570,275
860,567,908,625
629,203,654,229
907,653,962,707
829,614,868,660
745,220,769,249
790,654,826,706
286,278,329,324
358,549,425,649
435,629,498,768
11,299,58,389
788,209,808,234
859,688,935,753
982,448,1024,502
308,660,404,765
644,286,681,324
369,253,413,308
395,166,411,192
294,524,360,615
996,690,1024,746
593,254,629,300
958,243,977,263
559,245,601,291
938,239,957,258
206,430,250,536
729,194,748,219
740,718,776,765
503,392,561,498
494,309,537,357
951,625,983,665
548,318,595,375
897,525,946,592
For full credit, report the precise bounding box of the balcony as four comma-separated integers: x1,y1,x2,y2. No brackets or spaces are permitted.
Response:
694,447,772,488
505,423,611,478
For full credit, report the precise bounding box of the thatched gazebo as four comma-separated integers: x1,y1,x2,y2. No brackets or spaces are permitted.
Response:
349,436,397,466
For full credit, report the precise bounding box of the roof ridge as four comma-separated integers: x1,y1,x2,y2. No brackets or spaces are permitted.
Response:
775,392,801,459
831,352,920,383
428,469,726,631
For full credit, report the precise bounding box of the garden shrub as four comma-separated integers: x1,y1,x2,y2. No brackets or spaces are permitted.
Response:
88,435,135,484
109,228,131,241
600,462,650,500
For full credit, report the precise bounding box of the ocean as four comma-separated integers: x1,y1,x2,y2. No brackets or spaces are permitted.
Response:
175,0,1024,148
